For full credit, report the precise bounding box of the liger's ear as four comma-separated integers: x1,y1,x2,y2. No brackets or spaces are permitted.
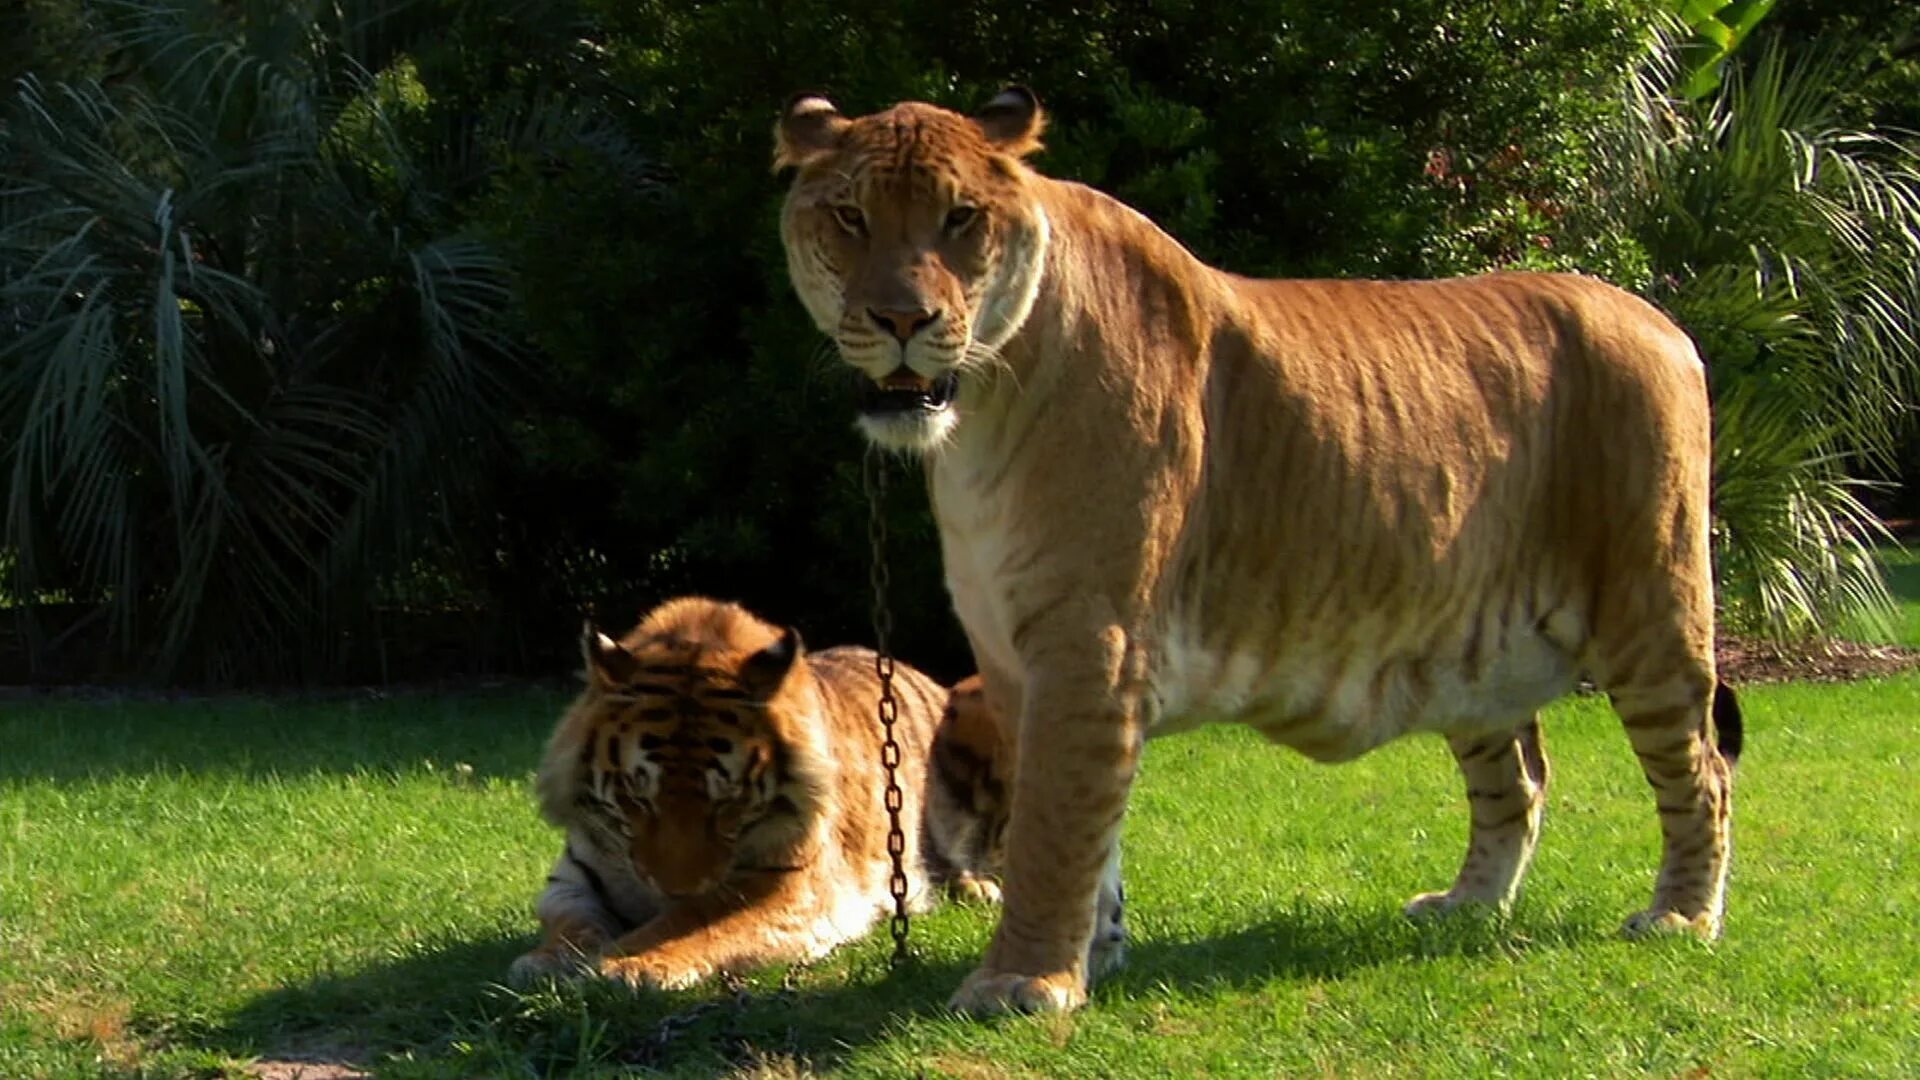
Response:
740,626,804,697
774,92,849,172
580,620,637,688
973,85,1045,157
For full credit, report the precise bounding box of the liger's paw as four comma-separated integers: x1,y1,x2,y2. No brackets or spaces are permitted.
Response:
948,967,1086,1016
1621,907,1721,941
599,954,707,991
1403,889,1506,919
1403,890,1458,919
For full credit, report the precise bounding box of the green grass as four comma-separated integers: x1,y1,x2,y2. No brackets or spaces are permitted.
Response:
4,677,1919,1079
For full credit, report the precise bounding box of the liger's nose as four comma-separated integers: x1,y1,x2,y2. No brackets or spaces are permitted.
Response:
868,307,940,343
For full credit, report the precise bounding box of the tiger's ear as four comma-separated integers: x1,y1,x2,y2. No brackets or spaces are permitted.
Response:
581,620,637,689
973,85,1045,157
774,93,849,172
740,626,804,697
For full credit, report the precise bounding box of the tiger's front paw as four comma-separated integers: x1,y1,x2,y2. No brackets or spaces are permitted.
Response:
599,954,708,991
1622,907,1721,940
507,948,594,988
948,872,1003,905
948,967,1086,1016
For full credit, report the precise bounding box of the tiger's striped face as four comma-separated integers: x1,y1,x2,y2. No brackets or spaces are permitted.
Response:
575,621,800,898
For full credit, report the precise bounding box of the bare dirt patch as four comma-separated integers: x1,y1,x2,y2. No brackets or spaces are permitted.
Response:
244,1045,371,1080
16,985,144,1072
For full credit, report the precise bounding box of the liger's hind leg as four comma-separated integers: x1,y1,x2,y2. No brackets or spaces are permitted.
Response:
1087,840,1126,980
1406,715,1550,917
1612,681,1735,939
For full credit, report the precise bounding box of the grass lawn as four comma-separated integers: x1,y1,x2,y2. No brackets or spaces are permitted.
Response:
3,672,1918,1079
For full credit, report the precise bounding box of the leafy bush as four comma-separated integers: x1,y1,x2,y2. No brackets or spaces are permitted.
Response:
0,0,520,681
1574,32,1920,640
16,0,1906,682
472,0,1656,680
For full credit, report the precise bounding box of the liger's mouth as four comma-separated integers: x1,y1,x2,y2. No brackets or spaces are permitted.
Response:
856,369,959,416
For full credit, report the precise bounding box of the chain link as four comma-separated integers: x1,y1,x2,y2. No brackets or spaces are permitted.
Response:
864,447,912,965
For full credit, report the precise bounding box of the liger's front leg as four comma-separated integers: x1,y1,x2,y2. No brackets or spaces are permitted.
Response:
949,646,1143,1016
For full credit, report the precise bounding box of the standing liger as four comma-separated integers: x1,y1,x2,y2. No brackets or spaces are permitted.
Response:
774,87,1743,1016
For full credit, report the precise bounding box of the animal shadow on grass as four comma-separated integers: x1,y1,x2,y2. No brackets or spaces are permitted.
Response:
213,929,976,1075
1106,897,1610,1001
213,901,1603,1074
0,689,563,783
209,933,530,1069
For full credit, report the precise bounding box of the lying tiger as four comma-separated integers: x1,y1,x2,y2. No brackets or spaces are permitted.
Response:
508,596,1010,989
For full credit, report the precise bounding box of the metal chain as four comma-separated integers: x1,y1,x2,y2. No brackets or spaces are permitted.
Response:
864,446,912,966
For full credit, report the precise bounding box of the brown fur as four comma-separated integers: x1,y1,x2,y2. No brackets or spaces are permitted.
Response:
509,596,1000,989
776,89,1740,1015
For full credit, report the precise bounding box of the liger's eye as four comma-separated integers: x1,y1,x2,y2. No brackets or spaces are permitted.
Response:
832,205,866,234
944,205,979,234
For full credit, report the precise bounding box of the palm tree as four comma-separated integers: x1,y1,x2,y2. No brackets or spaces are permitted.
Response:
1584,32,1920,642
0,0,521,682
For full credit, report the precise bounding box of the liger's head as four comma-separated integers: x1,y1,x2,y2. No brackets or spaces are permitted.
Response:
775,87,1052,453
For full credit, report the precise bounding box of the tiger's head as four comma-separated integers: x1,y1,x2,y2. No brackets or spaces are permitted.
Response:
775,87,1052,453
537,598,829,899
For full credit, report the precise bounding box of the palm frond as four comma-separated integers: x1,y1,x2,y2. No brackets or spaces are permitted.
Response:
1578,27,1920,643
1,0,530,682
1711,383,1897,640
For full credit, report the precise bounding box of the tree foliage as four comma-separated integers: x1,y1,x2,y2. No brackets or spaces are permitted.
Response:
1576,31,1920,639
474,0,1656,681
0,0,523,681
3,0,1914,683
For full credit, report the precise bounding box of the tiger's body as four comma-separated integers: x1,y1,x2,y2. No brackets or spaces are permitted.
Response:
509,597,1002,989
926,674,1013,903
775,88,1742,1015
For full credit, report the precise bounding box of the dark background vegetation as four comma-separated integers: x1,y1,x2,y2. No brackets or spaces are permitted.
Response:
2,0,1916,686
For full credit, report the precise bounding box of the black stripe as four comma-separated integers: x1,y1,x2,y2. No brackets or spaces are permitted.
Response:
1470,808,1531,831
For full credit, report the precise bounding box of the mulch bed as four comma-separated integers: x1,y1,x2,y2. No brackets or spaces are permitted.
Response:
1716,634,1920,686
3,642,1912,698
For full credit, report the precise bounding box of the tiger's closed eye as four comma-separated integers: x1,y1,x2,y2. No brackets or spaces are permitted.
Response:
944,205,979,234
